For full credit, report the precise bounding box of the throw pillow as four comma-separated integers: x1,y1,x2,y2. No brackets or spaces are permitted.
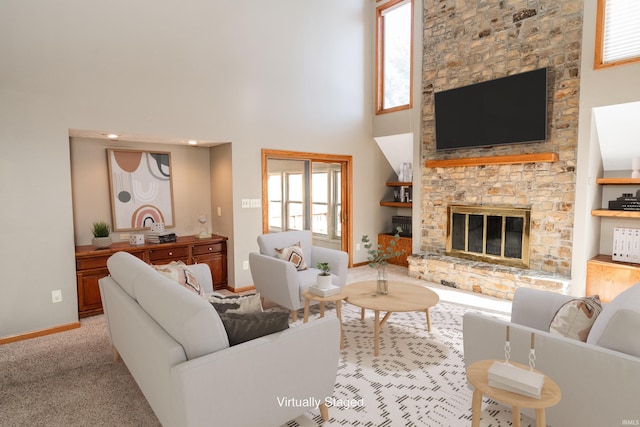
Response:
217,311,290,346
596,307,640,357
549,295,602,341
207,292,263,314
587,282,640,346
153,261,205,297
275,242,308,271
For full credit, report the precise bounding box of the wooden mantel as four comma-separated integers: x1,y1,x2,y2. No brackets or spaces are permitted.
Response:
425,152,558,168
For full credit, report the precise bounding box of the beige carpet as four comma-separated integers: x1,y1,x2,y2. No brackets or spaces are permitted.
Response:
0,314,159,426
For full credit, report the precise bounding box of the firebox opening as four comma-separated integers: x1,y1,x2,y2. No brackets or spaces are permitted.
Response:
446,205,531,268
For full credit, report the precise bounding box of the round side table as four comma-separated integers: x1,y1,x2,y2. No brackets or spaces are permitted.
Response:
466,359,561,427
301,290,346,349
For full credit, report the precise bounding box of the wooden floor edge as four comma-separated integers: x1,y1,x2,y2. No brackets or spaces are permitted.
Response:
228,284,256,293
0,321,81,345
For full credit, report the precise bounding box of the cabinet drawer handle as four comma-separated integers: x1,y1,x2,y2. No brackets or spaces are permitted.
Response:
208,247,213,251
168,252,173,256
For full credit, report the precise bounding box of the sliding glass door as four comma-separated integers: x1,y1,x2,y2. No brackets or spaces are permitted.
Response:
262,150,352,257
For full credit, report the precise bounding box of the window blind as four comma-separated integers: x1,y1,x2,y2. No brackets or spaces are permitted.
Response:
602,0,640,63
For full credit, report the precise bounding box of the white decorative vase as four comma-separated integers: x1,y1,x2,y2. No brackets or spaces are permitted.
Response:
317,274,332,289
92,236,112,249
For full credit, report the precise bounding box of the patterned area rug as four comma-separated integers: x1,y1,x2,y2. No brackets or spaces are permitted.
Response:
283,300,536,427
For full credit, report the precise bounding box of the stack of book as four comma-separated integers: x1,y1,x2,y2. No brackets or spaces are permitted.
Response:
609,192,640,211
612,227,640,264
309,284,341,297
392,215,412,237
146,231,177,244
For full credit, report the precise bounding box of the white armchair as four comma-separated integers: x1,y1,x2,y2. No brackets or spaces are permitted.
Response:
249,230,348,321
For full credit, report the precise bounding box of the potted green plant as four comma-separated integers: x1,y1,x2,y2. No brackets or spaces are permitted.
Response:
91,221,112,249
316,262,332,289
361,227,404,295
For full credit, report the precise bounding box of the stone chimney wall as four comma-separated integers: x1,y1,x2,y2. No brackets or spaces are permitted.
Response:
420,0,583,276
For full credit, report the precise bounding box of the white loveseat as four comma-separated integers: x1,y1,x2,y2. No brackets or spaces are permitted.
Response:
463,283,640,427
99,251,340,427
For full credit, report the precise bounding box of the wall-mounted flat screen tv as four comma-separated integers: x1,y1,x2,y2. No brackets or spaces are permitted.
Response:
434,68,548,151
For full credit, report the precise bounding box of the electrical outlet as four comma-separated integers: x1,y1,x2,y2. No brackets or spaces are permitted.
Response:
51,290,62,303
356,243,361,251
243,260,249,270
120,233,130,240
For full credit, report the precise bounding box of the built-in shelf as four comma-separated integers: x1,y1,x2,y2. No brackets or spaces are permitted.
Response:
596,178,640,185
425,152,558,168
381,181,412,207
591,209,640,218
380,201,412,208
591,177,640,218
587,177,640,302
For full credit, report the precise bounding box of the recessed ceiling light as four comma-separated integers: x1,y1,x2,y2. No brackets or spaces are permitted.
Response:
107,134,119,140
187,140,198,145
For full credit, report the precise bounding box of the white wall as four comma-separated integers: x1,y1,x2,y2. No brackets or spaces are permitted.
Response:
572,0,640,295
0,0,390,337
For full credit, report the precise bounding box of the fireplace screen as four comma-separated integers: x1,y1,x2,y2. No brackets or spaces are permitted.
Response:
447,205,530,268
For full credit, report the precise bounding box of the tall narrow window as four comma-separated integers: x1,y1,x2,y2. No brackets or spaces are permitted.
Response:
376,0,413,114
595,0,640,69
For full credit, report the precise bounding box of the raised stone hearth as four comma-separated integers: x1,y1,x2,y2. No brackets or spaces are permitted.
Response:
408,253,570,300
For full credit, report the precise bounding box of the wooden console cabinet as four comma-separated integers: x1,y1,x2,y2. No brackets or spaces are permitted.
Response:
377,234,412,267
586,255,640,303
75,235,228,317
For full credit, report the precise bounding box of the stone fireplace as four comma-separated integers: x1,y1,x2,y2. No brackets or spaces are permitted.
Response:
407,155,573,299
408,1,581,299
447,205,531,269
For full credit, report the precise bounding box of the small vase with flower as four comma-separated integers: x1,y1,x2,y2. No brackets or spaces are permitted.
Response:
361,227,404,295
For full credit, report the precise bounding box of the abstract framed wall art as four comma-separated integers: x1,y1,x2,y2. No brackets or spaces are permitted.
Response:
107,149,175,231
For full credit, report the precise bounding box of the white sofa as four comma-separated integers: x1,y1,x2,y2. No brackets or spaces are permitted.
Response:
99,251,340,427
463,283,640,427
